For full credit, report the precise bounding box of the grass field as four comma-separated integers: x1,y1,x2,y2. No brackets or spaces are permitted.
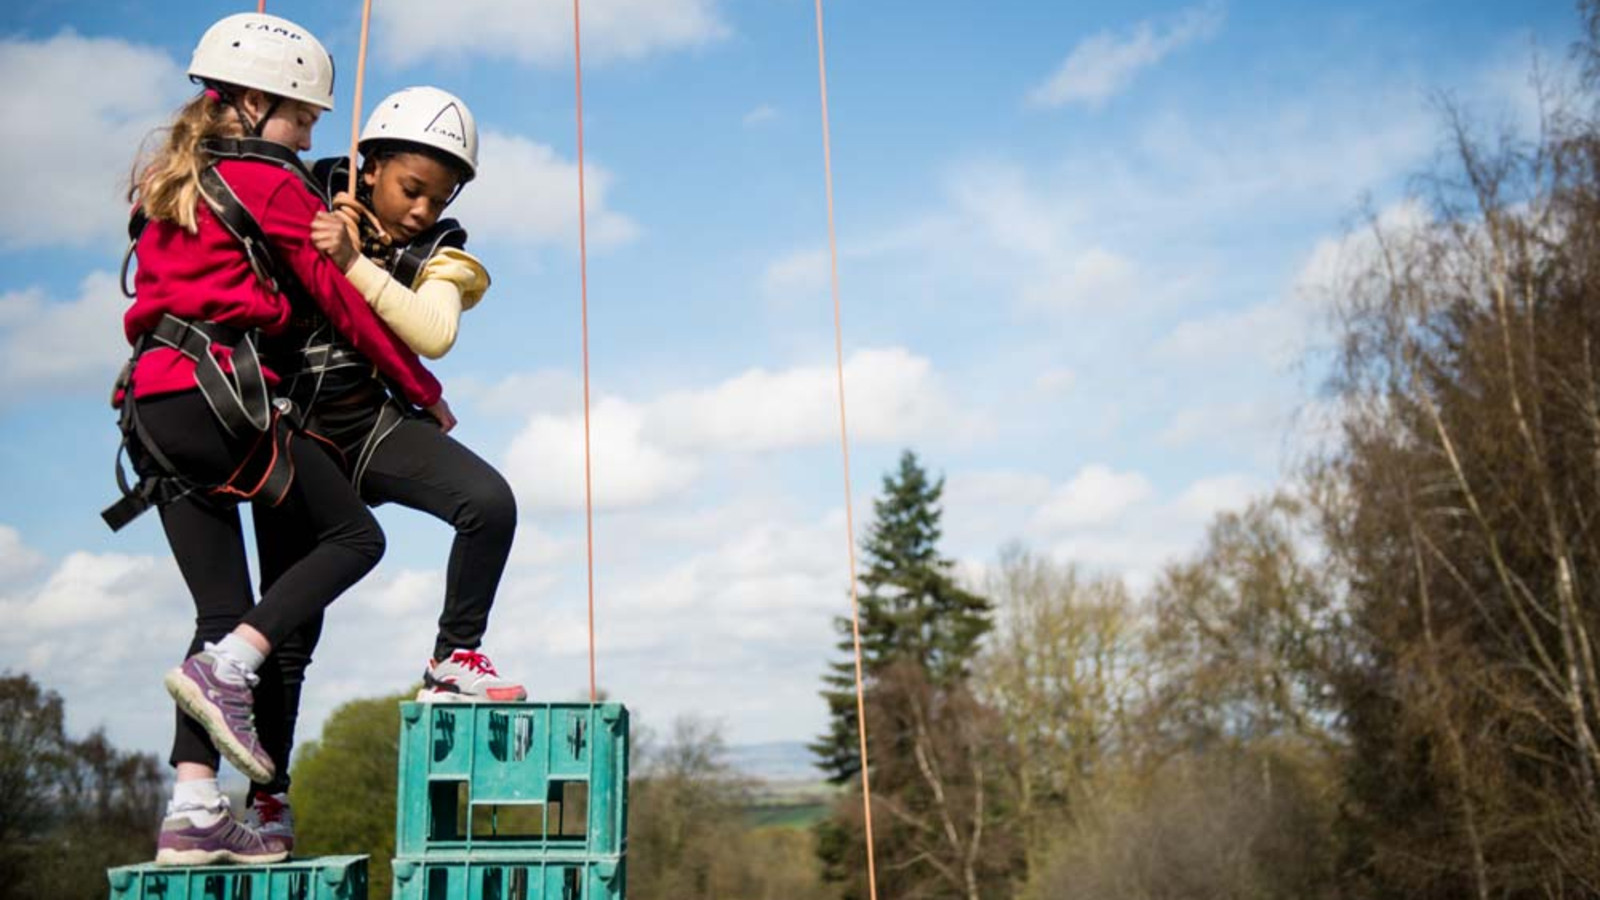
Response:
743,801,832,829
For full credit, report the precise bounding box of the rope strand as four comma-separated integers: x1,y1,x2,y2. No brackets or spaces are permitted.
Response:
814,2,878,897
573,0,599,705
348,0,375,199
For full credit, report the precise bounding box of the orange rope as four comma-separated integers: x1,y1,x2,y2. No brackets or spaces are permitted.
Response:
348,0,375,199
573,0,598,704
814,2,878,897
256,0,264,12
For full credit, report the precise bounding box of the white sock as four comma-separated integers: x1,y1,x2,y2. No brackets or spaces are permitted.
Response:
169,778,226,825
209,634,265,685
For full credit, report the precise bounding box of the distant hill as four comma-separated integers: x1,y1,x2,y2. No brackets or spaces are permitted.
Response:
725,741,836,829
725,740,828,784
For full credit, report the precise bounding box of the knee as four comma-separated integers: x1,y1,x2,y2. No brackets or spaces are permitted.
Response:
343,510,386,571
459,472,517,540
361,521,387,570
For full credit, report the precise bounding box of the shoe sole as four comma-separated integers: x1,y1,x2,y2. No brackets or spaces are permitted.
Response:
155,846,289,866
415,687,528,703
164,668,274,784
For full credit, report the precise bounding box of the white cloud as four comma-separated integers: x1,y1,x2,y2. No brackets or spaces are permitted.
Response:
762,248,830,298
509,522,579,569
647,347,962,452
1032,465,1154,531
1153,300,1305,368
0,32,185,248
1153,200,1432,373
946,466,1266,591
935,161,1156,318
2,551,170,630
376,0,730,68
760,219,958,304
498,347,965,510
454,370,586,420
946,162,1067,258
505,396,700,512
0,271,129,399
1020,247,1140,313
1168,473,1265,523
0,542,189,754
743,105,778,127
574,505,846,740
0,526,45,590
303,499,852,747
452,132,638,250
1293,199,1430,303
1157,399,1290,453
1035,367,1076,396
1028,2,1225,110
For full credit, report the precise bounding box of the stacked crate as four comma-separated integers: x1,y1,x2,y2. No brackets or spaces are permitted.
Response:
107,855,369,900
390,702,629,900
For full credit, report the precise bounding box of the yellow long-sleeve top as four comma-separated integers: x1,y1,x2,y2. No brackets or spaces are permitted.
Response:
342,247,490,360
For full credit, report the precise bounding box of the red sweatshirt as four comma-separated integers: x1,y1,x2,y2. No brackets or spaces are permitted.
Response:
124,159,442,408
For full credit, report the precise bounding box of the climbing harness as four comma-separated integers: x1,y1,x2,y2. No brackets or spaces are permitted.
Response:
104,138,325,531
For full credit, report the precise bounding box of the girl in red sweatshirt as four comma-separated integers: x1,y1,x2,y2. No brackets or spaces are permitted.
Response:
115,12,442,865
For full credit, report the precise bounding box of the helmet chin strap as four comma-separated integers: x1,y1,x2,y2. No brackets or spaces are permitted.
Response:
240,96,282,138
210,84,281,138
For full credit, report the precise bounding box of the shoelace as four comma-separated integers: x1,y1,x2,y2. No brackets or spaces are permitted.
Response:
449,650,499,676
251,793,286,825
220,817,278,849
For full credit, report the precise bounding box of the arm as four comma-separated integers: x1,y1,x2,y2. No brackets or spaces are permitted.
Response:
258,180,443,407
342,247,489,359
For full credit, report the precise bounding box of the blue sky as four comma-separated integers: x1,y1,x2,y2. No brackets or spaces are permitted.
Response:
0,0,1580,764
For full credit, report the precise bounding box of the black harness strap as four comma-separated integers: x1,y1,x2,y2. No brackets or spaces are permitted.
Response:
102,317,301,532
106,145,326,531
119,208,147,299
201,138,322,194
390,219,468,288
147,314,271,438
121,139,323,299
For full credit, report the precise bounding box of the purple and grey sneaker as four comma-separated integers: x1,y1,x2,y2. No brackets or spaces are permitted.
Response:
163,650,275,784
155,808,290,866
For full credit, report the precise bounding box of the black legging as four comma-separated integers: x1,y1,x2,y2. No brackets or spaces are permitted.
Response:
135,390,385,773
250,407,516,793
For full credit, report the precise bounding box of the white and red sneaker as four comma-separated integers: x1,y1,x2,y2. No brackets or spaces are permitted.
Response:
243,790,295,854
417,649,527,703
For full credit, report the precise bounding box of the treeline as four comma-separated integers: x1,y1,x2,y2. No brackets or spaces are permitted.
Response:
809,6,1600,898
0,674,164,900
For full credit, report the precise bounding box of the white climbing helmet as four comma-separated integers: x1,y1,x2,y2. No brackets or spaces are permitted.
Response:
187,13,336,111
359,86,479,181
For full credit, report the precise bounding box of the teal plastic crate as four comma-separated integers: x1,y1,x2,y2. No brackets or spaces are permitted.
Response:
107,855,368,900
391,856,623,900
397,702,628,858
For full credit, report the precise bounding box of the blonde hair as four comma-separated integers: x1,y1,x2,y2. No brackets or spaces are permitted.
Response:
128,93,245,233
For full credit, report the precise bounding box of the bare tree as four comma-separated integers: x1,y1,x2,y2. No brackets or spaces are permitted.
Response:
975,545,1141,879
1316,77,1600,896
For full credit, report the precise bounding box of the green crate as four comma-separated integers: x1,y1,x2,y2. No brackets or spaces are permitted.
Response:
107,855,368,900
397,702,627,858
391,856,623,900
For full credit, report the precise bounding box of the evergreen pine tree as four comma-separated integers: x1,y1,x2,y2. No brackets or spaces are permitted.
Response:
809,449,992,784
